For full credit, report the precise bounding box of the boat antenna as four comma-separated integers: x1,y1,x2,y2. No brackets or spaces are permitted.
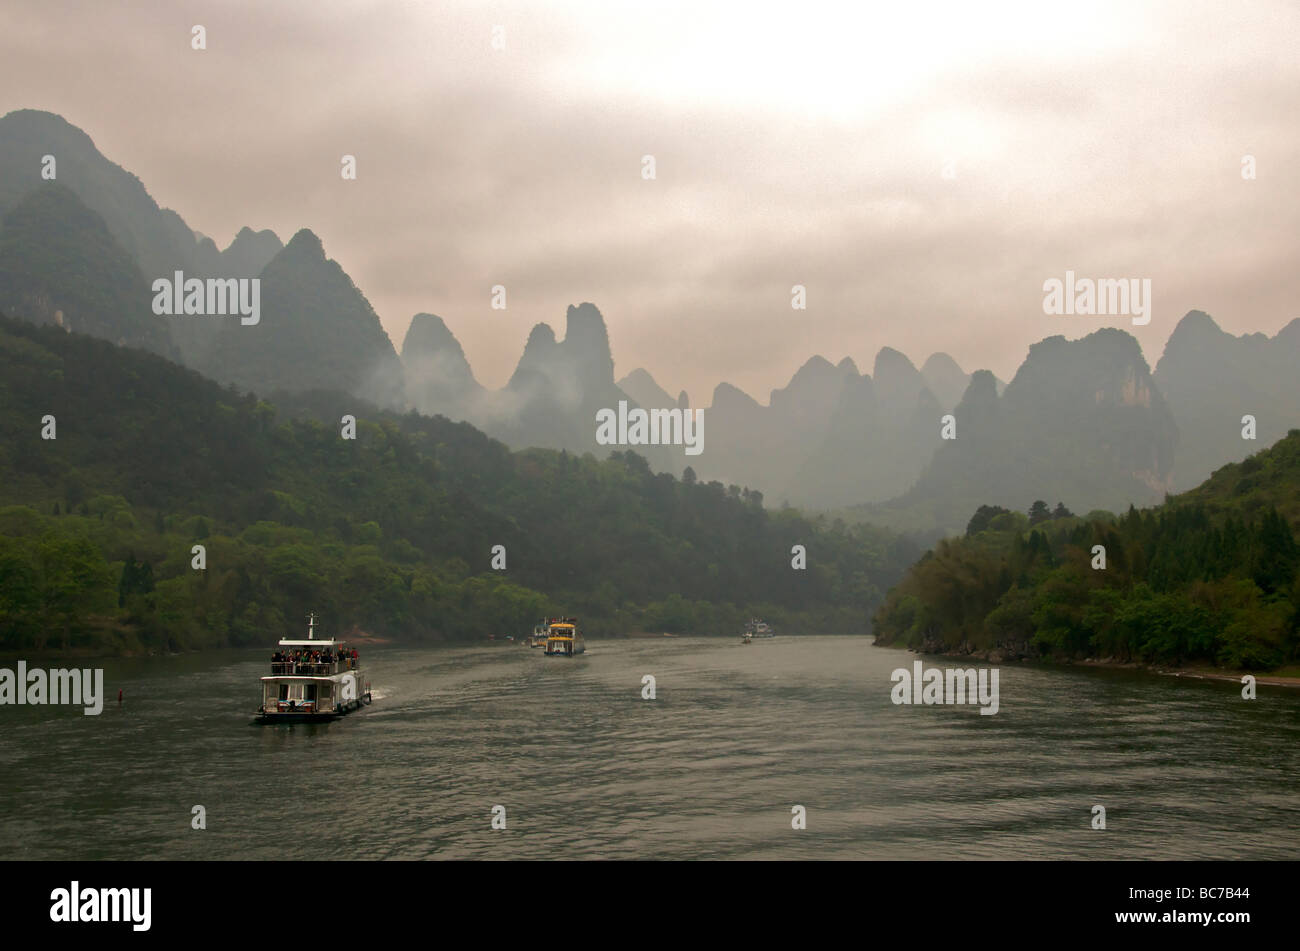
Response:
307,612,316,639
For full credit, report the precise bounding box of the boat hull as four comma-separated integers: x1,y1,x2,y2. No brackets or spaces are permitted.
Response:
255,710,342,724
255,695,368,723
544,640,585,656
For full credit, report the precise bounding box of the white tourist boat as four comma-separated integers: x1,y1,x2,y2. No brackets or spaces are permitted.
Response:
256,614,372,722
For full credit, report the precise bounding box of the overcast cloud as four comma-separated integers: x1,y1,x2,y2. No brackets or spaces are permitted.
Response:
3,0,1297,401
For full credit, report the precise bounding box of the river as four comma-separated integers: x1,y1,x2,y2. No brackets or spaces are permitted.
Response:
2,636,1297,859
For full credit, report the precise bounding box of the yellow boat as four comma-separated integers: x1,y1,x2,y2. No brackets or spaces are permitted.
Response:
543,617,586,656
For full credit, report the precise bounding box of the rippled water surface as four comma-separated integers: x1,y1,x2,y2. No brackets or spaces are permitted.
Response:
2,637,1298,859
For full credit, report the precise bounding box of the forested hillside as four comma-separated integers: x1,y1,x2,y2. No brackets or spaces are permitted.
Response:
872,433,1300,670
0,315,915,653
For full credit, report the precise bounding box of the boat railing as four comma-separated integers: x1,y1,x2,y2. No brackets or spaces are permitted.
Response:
269,660,360,676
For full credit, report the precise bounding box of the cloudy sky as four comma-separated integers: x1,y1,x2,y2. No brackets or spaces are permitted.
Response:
3,0,1298,401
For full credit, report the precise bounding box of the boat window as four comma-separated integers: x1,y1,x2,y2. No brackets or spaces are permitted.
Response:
278,684,289,701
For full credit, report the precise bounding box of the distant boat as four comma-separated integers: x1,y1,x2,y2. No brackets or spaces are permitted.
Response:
744,618,775,640
528,621,548,648
543,617,586,657
256,614,371,723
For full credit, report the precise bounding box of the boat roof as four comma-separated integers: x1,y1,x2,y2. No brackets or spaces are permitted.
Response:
278,639,346,647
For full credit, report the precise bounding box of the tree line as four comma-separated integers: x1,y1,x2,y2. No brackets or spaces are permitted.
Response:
873,434,1300,671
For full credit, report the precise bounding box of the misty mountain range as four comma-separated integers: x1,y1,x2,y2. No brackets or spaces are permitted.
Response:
3,108,1298,535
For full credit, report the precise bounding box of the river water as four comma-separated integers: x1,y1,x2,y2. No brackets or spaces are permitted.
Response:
1,636,1297,860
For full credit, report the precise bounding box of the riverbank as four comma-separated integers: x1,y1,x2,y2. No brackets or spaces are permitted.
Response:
1067,656,1300,687
1145,664,1300,687
875,639,1300,687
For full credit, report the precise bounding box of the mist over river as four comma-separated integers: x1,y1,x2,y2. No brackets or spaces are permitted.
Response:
2,636,1297,860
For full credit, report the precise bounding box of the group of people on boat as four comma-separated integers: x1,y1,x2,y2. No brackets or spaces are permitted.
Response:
271,647,359,671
